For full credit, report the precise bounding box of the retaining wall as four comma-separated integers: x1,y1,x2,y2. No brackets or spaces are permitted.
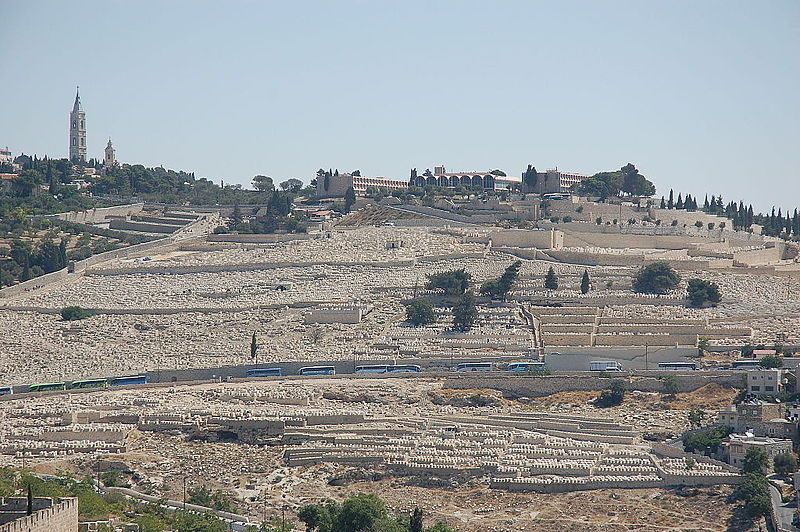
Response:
0,268,70,299
444,373,745,397
36,203,144,224
109,219,179,233
207,233,314,243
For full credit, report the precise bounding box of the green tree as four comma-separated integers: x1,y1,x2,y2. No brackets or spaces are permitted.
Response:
425,524,457,532
479,261,521,300
344,186,356,213
774,453,798,477
544,266,558,290
595,380,625,407
682,425,731,453
250,332,258,361
61,306,93,321
298,501,336,532
759,354,783,368
580,270,590,294
334,493,386,532
410,508,424,532
688,409,707,428
425,270,471,296
632,262,680,294
452,292,478,332
280,178,303,193
252,175,275,192
406,298,436,326
742,447,769,474
736,473,771,519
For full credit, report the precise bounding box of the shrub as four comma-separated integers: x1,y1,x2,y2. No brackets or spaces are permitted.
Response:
595,380,625,407
452,292,478,332
550,216,560,223
405,298,436,326
759,354,783,368
682,425,731,453
686,278,721,307
61,306,93,321
425,269,471,295
595,217,602,225
544,267,558,290
632,262,680,294
663,375,679,395
562,215,572,223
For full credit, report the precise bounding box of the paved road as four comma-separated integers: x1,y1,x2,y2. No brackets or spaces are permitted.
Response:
770,483,798,532
542,347,698,371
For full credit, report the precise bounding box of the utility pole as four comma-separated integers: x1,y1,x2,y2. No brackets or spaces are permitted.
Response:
282,505,286,531
183,476,187,511
645,343,648,371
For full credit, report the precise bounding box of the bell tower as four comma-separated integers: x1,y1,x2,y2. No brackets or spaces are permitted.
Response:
69,86,86,162
104,138,117,168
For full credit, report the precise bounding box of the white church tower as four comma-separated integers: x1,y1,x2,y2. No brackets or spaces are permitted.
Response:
69,87,86,162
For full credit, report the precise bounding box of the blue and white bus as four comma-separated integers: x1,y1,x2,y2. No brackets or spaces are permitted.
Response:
657,362,698,371
355,365,389,374
298,366,336,376
0,386,13,396
246,368,283,378
387,364,422,373
111,375,149,386
507,361,547,373
456,362,493,372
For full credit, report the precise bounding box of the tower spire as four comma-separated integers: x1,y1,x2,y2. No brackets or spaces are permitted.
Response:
69,86,86,162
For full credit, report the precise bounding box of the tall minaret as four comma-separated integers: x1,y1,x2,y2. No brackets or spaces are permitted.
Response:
69,86,86,162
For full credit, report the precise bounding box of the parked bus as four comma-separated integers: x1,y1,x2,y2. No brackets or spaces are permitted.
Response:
589,361,623,372
110,375,149,386
67,378,109,390
456,362,493,372
732,360,761,370
387,364,422,373
246,368,283,378
28,382,66,393
507,361,548,373
0,386,13,396
298,366,336,376
355,365,389,374
657,362,698,371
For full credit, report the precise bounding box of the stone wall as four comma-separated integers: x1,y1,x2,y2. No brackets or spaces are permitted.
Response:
108,219,180,233
207,233,313,243
464,229,562,250
732,245,785,267
0,268,70,299
0,498,78,532
444,373,745,397
35,203,144,224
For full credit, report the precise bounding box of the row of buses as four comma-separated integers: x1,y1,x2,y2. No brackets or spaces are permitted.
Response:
1,359,763,396
0,375,148,396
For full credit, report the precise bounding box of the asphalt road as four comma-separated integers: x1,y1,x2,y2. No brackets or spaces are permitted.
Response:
542,347,699,371
770,483,798,532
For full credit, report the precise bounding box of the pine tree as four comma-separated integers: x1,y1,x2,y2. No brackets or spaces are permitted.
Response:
545,267,558,290
452,292,478,332
580,270,590,294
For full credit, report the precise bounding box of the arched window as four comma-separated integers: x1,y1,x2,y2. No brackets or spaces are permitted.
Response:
81,138,85,146
81,120,84,128
72,138,77,146
72,121,76,128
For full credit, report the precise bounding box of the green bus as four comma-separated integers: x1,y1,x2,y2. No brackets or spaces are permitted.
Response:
28,382,66,393
67,378,109,390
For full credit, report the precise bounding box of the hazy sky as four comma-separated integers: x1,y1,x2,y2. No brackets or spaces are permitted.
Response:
1,1,798,212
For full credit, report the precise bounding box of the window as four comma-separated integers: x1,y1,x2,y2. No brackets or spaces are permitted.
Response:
81,120,84,128
72,138,77,146
765,386,774,391
751,386,760,391
72,121,76,128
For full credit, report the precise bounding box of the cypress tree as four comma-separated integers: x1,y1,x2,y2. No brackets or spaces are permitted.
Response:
703,195,709,211
580,270,590,294
545,267,558,290
667,189,674,209
410,508,424,532
676,193,684,210
250,332,258,361
660,197,666,209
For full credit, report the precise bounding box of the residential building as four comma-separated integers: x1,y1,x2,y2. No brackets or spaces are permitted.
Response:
0,146,11,164
723,433,793,470
317,172,407,198
717,400,796,439
746,368,788,396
